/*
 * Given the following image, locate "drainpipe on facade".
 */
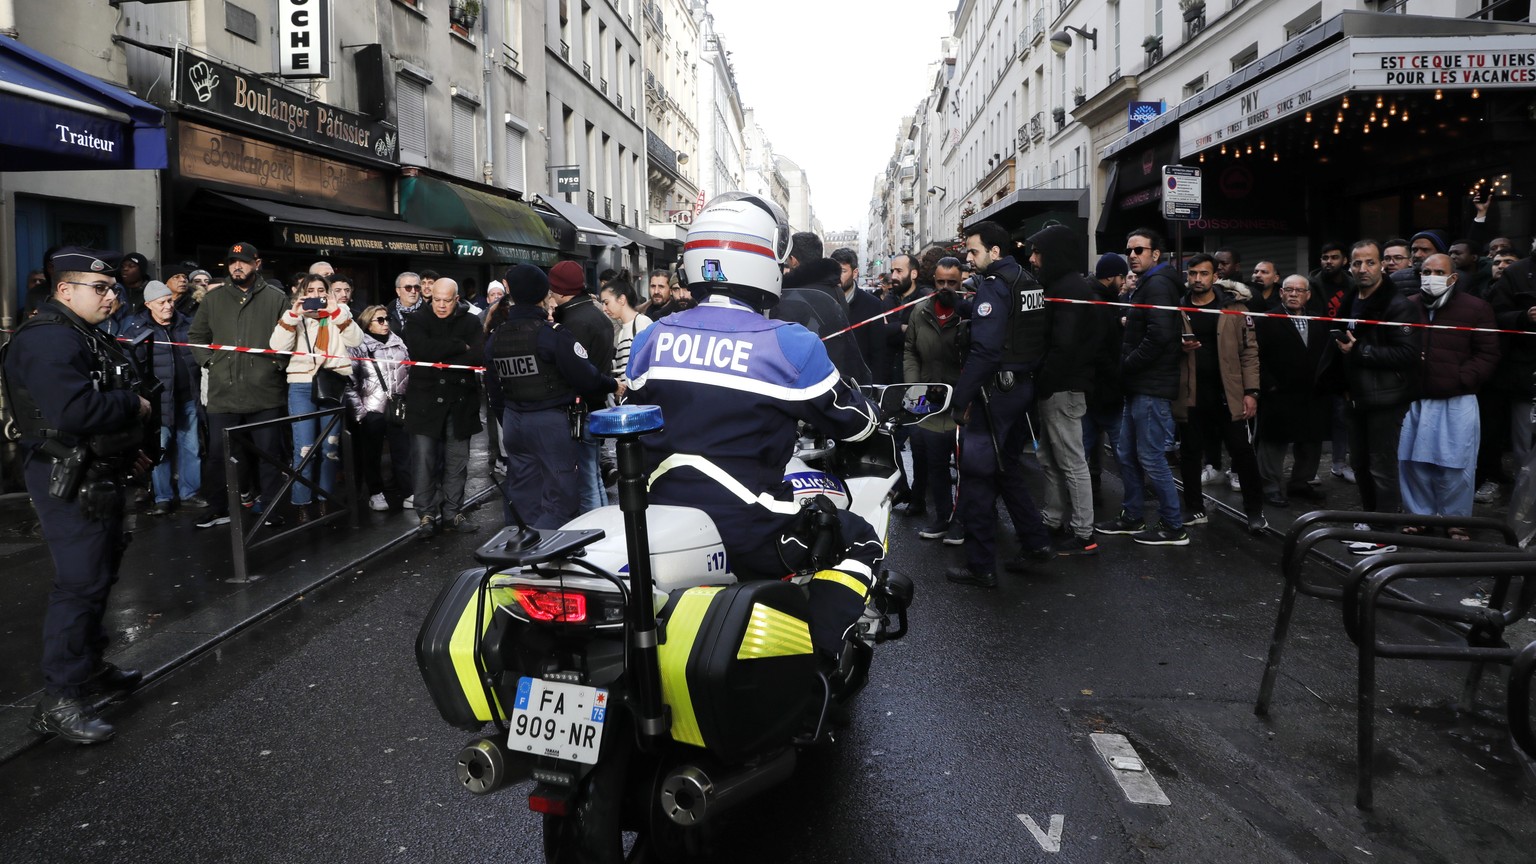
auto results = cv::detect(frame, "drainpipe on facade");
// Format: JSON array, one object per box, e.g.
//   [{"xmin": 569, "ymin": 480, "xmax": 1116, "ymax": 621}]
[
  {"xmin": 0, "ymin": 0, "xmax": 17, "ymax": 39},
  {"xmin": 481, "ymin": 9, "xmax": 495, "ymax": 187}
]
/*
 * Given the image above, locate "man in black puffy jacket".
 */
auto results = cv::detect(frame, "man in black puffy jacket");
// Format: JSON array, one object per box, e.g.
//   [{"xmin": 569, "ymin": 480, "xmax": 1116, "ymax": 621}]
[
  {"xmin": 1095, "ymin": 228, "xmax": 1187, "ymax": 546},
  {"xmin": 1028, "ymin": 225, "xmax": 1102, "ymax": 555}
]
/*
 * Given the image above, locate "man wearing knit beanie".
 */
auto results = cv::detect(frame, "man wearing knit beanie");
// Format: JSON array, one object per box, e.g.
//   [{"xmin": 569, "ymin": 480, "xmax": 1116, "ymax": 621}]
[
  {"xmin": 546, "ymin": 260, "xmax": 615, "ymax": 513},
  {"xmin": 488, "ymin": 263, "xmax": 620, "ymax": 528}
]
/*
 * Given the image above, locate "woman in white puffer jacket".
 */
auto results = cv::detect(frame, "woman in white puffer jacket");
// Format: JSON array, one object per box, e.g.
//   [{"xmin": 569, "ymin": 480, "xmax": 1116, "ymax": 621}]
[{"xmin": 349, "ymin": 303, "xmax": 413, "ymax": 511}]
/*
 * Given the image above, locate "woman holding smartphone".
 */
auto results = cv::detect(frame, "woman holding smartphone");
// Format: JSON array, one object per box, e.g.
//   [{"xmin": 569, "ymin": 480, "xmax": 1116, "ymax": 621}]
[{"xmin": 270, "ymin": 273, "xmax": 363, "ymax": 522}]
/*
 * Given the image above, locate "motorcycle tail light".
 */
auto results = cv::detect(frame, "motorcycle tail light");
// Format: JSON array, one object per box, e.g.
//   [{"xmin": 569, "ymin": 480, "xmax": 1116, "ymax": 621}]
[
  {"xmin": 528, "ymin": 791, "xmax": 571, "ymax": 816},
  {"xmin": 513, "ymin": 587, "xmax": 588, "ymax": 623}
]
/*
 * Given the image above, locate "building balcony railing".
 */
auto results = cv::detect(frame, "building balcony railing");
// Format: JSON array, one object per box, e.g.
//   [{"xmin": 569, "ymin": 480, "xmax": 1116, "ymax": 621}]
[
  {"xmin": 583, "ymin": 62, "xmax": 591, "ymax": 80},
  {"xmin": 1017, "ymin": 123, "xmax": 1030, "ymax": 151},
  {"xmin": 604, "ymin": 197, "xmax": 612, "ymax": 220},
  {"xmin": 560, "ymin": 40, "xmax": 570, "ymax": 61},
  {"xmin": 1029, "ymin": 112, "xmax": 1045, "ymax": 141},
  {"xmin": 600, "ymin": 78, "xmax": 608, "ymax": 94},
  {"xmin": 587, "ymin": 190, "xmax": 596, "ymax": 212}
]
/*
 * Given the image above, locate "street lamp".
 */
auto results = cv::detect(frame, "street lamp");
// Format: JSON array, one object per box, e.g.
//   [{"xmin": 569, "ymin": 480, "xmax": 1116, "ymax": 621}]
[{"xmin": 1049, "ymin": 26, "xmax": 1098, "ymax": 55}]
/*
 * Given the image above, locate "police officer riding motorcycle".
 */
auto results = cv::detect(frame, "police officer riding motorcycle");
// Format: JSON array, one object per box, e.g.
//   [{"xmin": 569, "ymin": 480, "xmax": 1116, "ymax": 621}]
[{"xmin": 415, "ymin": 195, "xmax": 932, "ymax": 862}]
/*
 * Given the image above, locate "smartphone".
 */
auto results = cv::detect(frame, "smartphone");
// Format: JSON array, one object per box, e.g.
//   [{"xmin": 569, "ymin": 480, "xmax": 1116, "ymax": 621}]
[
  {"xmin": 302, "ymin": 296, "xmax": 327, "ymax": 312},
  {"xmin": 1331, "ymin": 328, "xmax": 1348, "ymax": 343},
  {"xmin": 1181, "ymin": 332, "xmax": 1197, "ymax": 343}
]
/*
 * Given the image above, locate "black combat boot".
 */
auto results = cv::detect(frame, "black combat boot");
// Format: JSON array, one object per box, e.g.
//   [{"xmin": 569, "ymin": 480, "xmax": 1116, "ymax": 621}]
[{"xmin": 29, "ymin": 694, "xmax": 115, "ymax": 744}]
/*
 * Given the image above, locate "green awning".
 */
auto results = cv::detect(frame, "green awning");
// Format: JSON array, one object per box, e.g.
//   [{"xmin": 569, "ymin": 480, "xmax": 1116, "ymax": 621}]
[{"xmin": 399, "ymin": 175, "xmax": 560, "ymax": 266}]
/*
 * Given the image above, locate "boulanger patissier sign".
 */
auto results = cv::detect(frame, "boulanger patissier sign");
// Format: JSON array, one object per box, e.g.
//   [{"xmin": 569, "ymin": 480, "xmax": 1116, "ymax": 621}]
[{"xmin": 172, "ymin": 46, "xmax": 395, "ymax": 166}]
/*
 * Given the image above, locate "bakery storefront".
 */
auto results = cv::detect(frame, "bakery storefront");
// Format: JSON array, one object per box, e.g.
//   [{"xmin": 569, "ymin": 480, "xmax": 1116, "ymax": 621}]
[{"xmin": 165, "ymin": 48, "xmax": 445, "ymax": 307}]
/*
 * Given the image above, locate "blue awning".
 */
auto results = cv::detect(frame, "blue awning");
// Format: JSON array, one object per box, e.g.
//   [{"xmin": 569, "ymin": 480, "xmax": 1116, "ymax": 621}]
[{"xmin": 0, "ymin": 36, "xmax": 168, "ymax": 172}]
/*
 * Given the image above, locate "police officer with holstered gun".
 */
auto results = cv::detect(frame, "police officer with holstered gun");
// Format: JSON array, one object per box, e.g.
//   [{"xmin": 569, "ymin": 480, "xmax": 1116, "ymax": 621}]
[
  {"xmin": 945, "ymin": 221, "xmax": 1056, "ymax": 589},
  {"xmin": 2, "ymin": 248, "xmax": 158, "ymax": 744}
]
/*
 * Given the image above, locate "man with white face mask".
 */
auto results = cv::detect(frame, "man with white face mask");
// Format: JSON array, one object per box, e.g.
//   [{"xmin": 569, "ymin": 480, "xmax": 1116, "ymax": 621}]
[{"xmin": 1394, "ymin": 253, "xmax": 1500, "ymax": 524}]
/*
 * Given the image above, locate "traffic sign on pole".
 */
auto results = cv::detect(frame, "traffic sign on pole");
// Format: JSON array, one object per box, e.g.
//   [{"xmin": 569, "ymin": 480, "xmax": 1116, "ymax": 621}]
[{"xmin": 1161, "ymin": 165, "xmax": 1202, "ymax": 221}]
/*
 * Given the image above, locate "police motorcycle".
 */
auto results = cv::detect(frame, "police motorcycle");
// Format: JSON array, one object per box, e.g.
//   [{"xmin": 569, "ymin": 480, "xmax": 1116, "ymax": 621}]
[{"xmin": 416, "ymin": 382, "xmax": 950, "ymax": 863}]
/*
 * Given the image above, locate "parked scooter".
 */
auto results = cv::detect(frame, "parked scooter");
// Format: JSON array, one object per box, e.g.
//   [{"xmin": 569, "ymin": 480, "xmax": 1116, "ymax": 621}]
[{"xmin": 416, "ymin": 383, "xmax": 951, "ymax": 862}]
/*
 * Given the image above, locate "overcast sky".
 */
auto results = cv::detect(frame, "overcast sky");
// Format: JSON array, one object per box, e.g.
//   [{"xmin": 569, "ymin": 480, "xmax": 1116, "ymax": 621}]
[{"xmin": 706, "ymin": 1, "xmax": 954, "ymax": 235}]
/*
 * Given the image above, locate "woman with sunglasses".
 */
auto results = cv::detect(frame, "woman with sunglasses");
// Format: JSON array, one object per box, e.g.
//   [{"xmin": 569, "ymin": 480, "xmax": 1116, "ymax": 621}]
[{"xmin": 349, "ymin": 304, "xmax": 413, "ymax": 511}]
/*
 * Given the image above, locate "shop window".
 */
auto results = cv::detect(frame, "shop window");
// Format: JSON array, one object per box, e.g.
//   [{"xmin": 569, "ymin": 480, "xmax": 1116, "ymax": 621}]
[
  {"xmin": 397, "ymin": 74, "xmax": 428, "ymax": 163},
  {"xmin": 452, "ymin": 99, "xmax": 478, "ymax": 180},
  {"xmin": 505, "ymin": 124, "xmax": 527, "ymax": 191}
]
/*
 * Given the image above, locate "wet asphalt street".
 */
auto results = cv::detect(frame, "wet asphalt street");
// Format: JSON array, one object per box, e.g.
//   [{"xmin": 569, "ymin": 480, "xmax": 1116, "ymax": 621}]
[{"xmin": 2, "ymin": 472, "xmax": 1535, "ymax": 864}]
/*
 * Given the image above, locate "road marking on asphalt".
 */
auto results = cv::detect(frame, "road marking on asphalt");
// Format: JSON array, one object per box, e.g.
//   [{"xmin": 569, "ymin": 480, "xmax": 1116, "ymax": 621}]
[
  {"xmin": 1090, "ymin": 732, "xmax": 1171, "ymax": 806},
  {"xmin": 1017, "ymin": 814, "xmax": 1064, "ymax": 852}
]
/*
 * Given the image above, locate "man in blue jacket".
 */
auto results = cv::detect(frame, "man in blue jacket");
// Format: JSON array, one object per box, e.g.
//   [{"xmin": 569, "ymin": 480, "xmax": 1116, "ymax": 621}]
[{"xmin": 1095, "ymin": 228, "xmax": 1188, "ymax": 546}]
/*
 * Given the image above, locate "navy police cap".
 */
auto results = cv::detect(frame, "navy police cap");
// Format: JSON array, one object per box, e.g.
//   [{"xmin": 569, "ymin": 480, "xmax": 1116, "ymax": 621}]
[{"xmin": 49, "ymin": 246, "xmax": 117, "ymax": 275}]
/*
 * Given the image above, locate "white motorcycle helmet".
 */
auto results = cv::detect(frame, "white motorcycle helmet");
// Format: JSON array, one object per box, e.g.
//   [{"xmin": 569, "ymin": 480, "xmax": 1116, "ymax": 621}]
[{"xmin": 681, "ymin": 192, "xmax": 792, "ymax": 309}]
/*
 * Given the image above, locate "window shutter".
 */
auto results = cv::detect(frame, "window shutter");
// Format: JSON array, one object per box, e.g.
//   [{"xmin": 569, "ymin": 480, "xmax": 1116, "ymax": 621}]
[
  {"xmin": 504, "ymin": 125, "xmax": 526, "ymax": 192},
  {"xmin": 452, "ymin": 100, "xmax": 476, "ymax": 179},
  {"xmin": 397, "ymin": 76, "xmax": 427, "ymax": 162}
]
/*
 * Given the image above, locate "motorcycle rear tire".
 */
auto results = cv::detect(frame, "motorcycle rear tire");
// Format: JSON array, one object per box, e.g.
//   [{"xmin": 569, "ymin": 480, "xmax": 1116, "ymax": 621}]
[{"xmin": 542, "ymin": 726, "xmax": 630, "ymax": 864}]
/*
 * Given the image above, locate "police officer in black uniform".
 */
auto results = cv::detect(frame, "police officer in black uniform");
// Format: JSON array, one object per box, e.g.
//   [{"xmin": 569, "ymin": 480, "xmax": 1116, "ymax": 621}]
[
  {"xmin": 487, "ymin": 264, "xmax": 621, "ymax": 529},
  {"xmin": 2, "ymin": 248, "xmax": 155, "ymax": 743},
  {"xmin": 946, "ymin": 221, "xmax": 1056, "ymax": 589}
]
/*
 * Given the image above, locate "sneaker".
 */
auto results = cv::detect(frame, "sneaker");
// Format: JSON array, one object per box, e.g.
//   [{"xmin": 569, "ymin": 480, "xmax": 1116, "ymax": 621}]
[
  {"xmin": 1132, "ymin": 522, "xmax": 1190, "ymax": 546},
  {"xmin": 943, "ymin": 522, "xmax": 965, "ymax": 545},
  {"xmin": 1004, "ymin": 546, "xmax": 1056, "ymax": 573},
  {"xmin": 149, "ymin": 500, "xmax": 174, "ymax": 516},
  {"xmin": 367, "ymin": 493, "xmax": 389, "ymax": 512},
  {"xmin": 181, "ymin": 495, "xmax": 210, "ymax": 510},
  {"xmin": 445, "ymin": 513, "xmax": 480, "ymax": 533},
  {"xmin": 1094, "ymin": 512, "xmax": 1146, "ymax": 535},
  {"xmin": 1053, "ymin": 535, "xmax": 1100, "ymax": 556},
  {"xmin": 1331, "ymin": 464, "xmax": 1357, "ymax": 483},
  {"xmin": 1227, "ymin": 470, "xmax": 1242, "ymax": 492},
  {"xmin": 1247, "ymin": 515, "xmax": 1269, "ymax": 535},
  {"xmin": 417, "ymin": 515, "xmax": 438, "ymax": 538},
  {"xmin": 1200, "ymin": 464, "xmax": 1222, "ymax": 486},
  {"xmin": 945, "ymin": 567, "xmax": 997, "ymax": 589},
  {"xmin": 1184, "ymin": 510, "xmax": 1208, "ymax": 525},
  {"xmin": 1345, "ymin": 522, "xmax": 1396, "ymax": 555},
  {"xmin": 918, "ymin": 522, "xmax": 950, "ymax": 540},
  {"xmin": 402, "ymin": 495, "xmax": 415, "ymax": 510},
  {"xmin": 1306, "ymin": 473, "xmax": 1323, "ymax": 487},
  {"xmin": 195, "ymin": 513, "xmax": 231, "ymax": 529},
  {"xmin": 1474, "ymin": 481, "xmax": 1498, "ymax": 504}
]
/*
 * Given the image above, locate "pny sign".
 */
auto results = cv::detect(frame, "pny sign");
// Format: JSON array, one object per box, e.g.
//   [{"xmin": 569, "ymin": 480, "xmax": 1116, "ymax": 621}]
[{"xmin": 279, "ymin": 0, "xmax": 331, "ymax": 79}]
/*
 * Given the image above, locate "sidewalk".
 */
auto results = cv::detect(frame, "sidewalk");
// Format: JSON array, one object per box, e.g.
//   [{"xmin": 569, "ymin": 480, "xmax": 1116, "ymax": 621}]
[{"xmin": 0, "ymin": 437, "xmax": 501, "ymax": 763}]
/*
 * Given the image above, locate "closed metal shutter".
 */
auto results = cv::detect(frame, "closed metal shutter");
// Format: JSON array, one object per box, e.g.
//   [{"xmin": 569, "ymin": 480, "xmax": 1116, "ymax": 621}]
[
  {"xmin": 504, "ymin": 125, "xmax": 526, "ymax": 192},
  {"xmin": 452, "ymin": 100, "xmax": 476, "ymax": 179},
  {"xmin": 397, "ymin": 75, "xmax": 427, "ymax": 162}
]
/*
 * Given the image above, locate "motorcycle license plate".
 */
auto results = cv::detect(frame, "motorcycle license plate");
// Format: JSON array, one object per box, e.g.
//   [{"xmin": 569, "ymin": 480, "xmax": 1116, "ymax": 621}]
[{"xmin": 507, "ymin": 677, "xmax": 609, "ymax": 765}]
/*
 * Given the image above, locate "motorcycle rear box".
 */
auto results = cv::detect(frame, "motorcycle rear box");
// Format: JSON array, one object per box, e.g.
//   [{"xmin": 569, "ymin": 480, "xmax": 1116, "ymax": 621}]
[
  {"xmin": 658, "ymin": 581, "xmax": 819, "ymax": 762},
  {"xmin": 416, "ymin": 568, "xmax": 516, "ymax": 730}
]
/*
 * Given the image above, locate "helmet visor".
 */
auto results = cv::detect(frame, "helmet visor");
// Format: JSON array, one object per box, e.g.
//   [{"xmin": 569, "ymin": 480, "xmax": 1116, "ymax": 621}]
[{"xmin": 702, "ymin": 192, "xmax": 792, "ymax": 264}]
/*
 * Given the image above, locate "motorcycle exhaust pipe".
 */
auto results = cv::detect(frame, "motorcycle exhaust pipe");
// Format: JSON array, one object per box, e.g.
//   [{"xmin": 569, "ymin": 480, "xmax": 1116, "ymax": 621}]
[
  {"xmin": 659, "ymin": 749, "xmax": 797, "ymax": 827},
  {"xmin": 455, "ymin": 737, "xmax": 527, "ymax": 795}
]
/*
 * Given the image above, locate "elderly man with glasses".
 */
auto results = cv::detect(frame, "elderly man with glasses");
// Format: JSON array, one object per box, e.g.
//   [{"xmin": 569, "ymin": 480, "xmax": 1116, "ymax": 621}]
[
  {"xmin": 1094, "ymin": 228, "xmax": 1188, "ymax": 546},
  {"xmin": 387, "ymin": 271, "xmax": 426, "ymax": 335},
  {"xmin": 1253, "ymin": 275, "xmax": 1335, "ymax": 508}
]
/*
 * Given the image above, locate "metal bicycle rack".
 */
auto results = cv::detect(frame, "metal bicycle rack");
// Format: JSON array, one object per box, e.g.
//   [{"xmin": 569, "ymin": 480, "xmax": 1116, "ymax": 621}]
[
  {"xmin": 1255, "ymin": 510, "xmax": 1536, "ymax": 809},
  {"xmin": 224, "ymin": 408, "xmax": 359, "ymax": 582}
]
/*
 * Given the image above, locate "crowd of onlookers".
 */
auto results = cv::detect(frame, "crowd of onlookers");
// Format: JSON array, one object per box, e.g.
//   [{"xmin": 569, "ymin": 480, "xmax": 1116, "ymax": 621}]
[
  {"xmin": 848, "ymin": 196, "xmax": 1535, "ymax": 561},
  {"xmin": 20, "ymin": 241, "xmax": 711, "ymax": 538},
  {"xmin": 21, "ymin": 198, "xmax": 1534, "ymax": 562}
]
